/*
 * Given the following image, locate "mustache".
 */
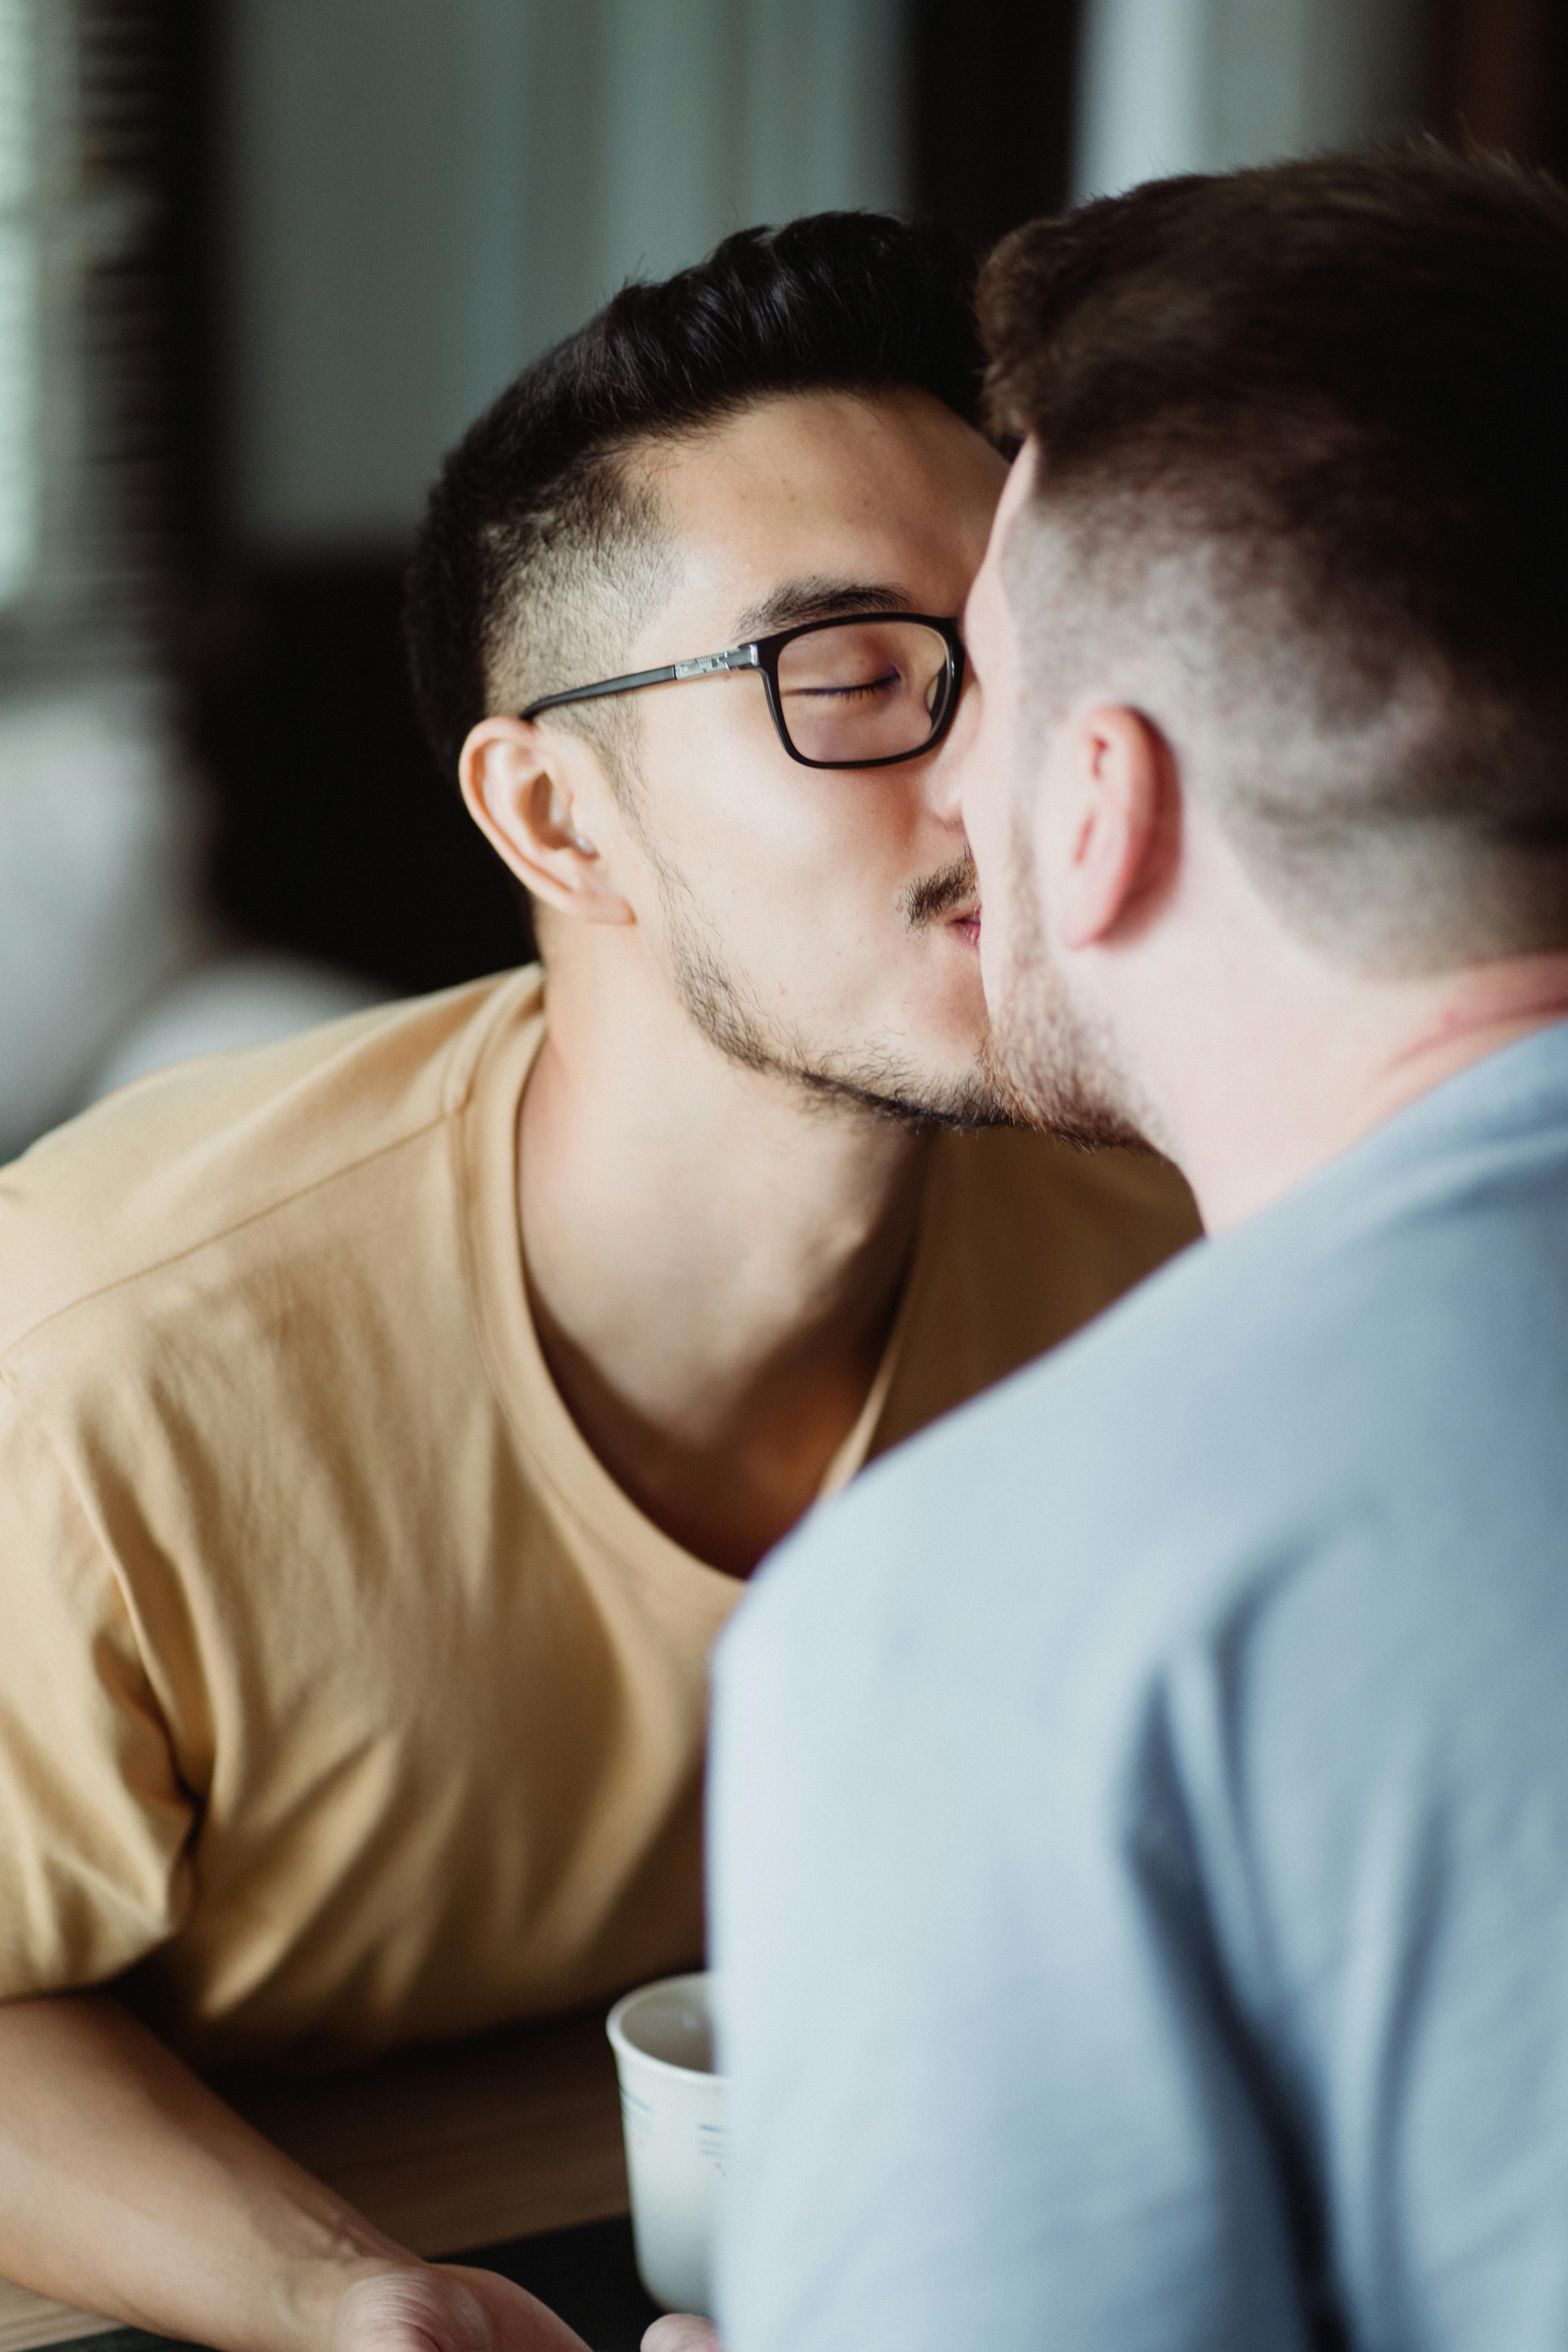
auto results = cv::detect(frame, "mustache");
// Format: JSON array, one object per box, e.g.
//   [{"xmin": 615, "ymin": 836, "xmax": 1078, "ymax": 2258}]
[{"xmin": 900, "ymin": 853, "xmax": 979, "ymax": 930}]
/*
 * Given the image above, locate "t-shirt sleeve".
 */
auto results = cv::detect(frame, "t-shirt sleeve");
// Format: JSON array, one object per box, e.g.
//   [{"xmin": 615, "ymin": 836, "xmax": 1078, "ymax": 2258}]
[
  {"xmin": 0, "ymin": 1380, "xmax": 195, "ymax": 1998},
  {"xmin": 708, "ymin": 1519, "xmax": 1314, "ymax": 2352}
]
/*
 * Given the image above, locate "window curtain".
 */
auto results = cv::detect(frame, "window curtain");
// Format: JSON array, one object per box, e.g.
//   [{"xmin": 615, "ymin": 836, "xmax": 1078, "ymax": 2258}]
[
  {"xmin": 0, "ymin": 0, "xmax": 179, "ymax": 682},
  {"xmin": 1072, "ymin": 0, "xmax": 1429, "ymax": 199}
]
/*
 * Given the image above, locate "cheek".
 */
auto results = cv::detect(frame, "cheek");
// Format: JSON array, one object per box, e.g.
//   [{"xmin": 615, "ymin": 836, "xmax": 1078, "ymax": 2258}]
[
  {"xmin": 646, "ymin": 693, "xmax": 924, "ymax": 911},
  {"xmin": 958, "ymin": 716, "xmax": 1014, "ymax": 894},
  {"xmin": 641, "ymin": 688, "xmax": 820, "ymax": 867}
]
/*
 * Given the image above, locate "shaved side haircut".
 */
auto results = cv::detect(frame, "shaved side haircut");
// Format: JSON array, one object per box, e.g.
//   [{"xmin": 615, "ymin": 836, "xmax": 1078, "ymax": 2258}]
[{"xmin": 978, "ymin": 145, "xmax": 1568, "ymax": 975}]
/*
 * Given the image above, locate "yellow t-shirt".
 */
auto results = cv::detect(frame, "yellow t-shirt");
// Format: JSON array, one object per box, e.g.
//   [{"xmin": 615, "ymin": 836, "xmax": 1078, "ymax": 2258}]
[{"xmin": 0, "ymin": 969, "xmax": 1198, "ymax": 2065}]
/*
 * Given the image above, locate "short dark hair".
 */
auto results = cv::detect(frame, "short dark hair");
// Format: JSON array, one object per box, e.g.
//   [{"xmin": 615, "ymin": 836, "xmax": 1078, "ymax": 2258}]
[
  {"xmin": 978, "ymin": 144, "xmax": 1568, "ymax": 972},
  {"xmin": 405, "ymin": 212, "xmax": 983, "ymax": 790}
]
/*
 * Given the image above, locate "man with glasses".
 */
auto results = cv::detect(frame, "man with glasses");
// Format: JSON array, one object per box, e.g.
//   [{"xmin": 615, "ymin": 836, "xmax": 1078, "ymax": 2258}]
[{"xmin": 0, "ymin": 213, "xmax": 1194, "ymax": 2352}]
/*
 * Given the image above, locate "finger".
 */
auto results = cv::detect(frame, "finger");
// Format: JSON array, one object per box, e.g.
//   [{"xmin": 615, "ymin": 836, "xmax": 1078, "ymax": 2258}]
[
  {"xmin": 333, "ymin": 2267, "xmax": 490, "ymax": 2352},
  {"xmin": 437, "ymin": 2265, "xmax": 593, "ymax": 2352},
  {"xmin": 642, "ymin": 2317, "xmax": 723, "ymax": 2352}
]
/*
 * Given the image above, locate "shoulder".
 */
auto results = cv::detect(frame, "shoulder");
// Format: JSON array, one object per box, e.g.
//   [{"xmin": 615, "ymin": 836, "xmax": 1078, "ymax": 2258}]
[
  {"xmin": 745, "ymin": 1107, "xmax": 1568, "ymax": 1691},
  {"xmin": 873, "ymin": 1127, "xmax": 1201, "ymax": 1451},
  {"xmin": 931, "ymin": 1125, "xmax": 1201, "ymax": 1289},
  {"xmin": 0, "ymin": 967, "xmax": 542, "ymax": 1365}
]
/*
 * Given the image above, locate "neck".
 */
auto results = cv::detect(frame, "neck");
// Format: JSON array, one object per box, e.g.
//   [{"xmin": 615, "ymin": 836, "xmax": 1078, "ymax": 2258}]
[
  {"xmin": 517, "ymin": 940, "xmax": 931, "ymax": 1574},
  {"xmin": 1154, "ymin": 945, "xmax": 1568, "ymax": 1234}
]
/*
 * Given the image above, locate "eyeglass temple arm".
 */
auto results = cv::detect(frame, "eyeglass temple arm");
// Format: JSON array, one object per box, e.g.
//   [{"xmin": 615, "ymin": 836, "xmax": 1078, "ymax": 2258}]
[{"xmin": 521, "ymin": 643, "xmax": 760, "ymax": 722}]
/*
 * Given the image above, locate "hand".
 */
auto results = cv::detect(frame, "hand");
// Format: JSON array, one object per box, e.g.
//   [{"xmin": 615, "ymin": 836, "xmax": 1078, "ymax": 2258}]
[
  {"xmin": 331, "ymin": 2261, "xmax": 592, "ymax": 2352},
  {"xmin": 642, "ymin": 2318, "xmax": 722, "ymax": 2352}
]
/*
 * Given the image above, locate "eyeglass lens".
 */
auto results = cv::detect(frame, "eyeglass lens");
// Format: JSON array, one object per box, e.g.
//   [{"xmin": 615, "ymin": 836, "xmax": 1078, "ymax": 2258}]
[{"xmin": 775, "ymin": 620, "xmax": 953, "ymax": 766}]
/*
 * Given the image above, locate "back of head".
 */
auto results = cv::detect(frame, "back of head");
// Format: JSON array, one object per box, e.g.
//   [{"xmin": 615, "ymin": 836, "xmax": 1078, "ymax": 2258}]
[
  {"xmin": 406, "ymin": 212, "xmax": 982, "ymax": 794},
  {"xmin": 978, "ymin": 145, "xmax": 1568, "ymax": 975}
]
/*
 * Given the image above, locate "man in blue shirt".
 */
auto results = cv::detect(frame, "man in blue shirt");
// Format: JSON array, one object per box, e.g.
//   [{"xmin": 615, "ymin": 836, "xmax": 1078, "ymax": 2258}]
[{"xmin": 706, "ymin": 147, "xmax": 1568, "ymax": 2351}]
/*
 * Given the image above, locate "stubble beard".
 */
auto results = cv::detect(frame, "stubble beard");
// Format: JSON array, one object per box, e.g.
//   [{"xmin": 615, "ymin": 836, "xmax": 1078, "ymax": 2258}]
[
  {"xmin": 978, "ymin": 811, "xmax": 1156, "ymax": 1154},
  {"xmin": 654, "ymin": 852, "xmax": 1016, "ymax": 1132}
]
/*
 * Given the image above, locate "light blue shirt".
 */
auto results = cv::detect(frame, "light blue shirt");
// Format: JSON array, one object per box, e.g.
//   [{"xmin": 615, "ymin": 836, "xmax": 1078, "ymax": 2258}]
[{"xmin": 711, "ymin": 1023, "xmax": 1568, "ymax": 2352}]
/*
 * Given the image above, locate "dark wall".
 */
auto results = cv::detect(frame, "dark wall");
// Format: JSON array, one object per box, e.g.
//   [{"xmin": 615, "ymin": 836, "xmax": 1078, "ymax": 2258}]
[
  {"xmin": 909, "ymin": 0, "xmax": 1082, "ymax": 250},
  {"xmin": 185, "ymin": 565, "xmax": 530, "ymax": 995},
  {"xmin": 1430, "ymin": 0, "xmax": 1568, "ymax": 178}
]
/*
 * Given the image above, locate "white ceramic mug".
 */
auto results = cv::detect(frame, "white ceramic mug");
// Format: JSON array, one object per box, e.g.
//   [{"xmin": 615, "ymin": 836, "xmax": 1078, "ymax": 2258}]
[{"xmin": 606, "ymin": 1971, "xmax": 728, "ymax": 2315}]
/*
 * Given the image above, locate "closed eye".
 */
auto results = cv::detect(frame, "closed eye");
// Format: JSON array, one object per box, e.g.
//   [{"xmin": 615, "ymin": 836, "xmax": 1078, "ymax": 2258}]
[{"xmin": 784, "ymin": 668, "xmax": 903, "ymax": 702}]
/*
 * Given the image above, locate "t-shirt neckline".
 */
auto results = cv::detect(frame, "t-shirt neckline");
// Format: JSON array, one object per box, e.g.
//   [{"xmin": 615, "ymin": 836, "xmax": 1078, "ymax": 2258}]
[{"xmin": 456, "ymin": 968, "xmax": 920, "ymax": 1588}]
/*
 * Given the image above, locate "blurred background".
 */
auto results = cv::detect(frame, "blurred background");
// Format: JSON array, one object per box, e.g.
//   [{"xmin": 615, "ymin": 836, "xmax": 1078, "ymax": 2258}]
[{"xmin": 2, "ymin": 0, "xmax": 1565, "ymax": 1158}]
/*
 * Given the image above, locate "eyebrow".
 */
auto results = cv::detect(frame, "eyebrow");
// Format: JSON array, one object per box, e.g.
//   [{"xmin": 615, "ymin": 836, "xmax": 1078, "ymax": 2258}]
[{"xmin": 729, "ymin": 576, "xmax": 921, "ymax": 641}]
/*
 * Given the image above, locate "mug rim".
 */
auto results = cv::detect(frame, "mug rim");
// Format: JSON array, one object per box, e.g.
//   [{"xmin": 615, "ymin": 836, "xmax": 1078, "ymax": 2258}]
[{"xmin": 606, "ymin": 1970, "xmax": 728, "ymax": 2085}]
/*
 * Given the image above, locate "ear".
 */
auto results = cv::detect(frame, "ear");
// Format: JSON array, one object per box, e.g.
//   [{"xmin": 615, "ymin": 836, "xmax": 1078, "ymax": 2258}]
[
  {"xmin": 1053, "ymin": 703, "xmax": 1170, "ymax": 951},
  {"xmin": 459, "ymin": 717, "xmax": 634, "ymax": 927}
]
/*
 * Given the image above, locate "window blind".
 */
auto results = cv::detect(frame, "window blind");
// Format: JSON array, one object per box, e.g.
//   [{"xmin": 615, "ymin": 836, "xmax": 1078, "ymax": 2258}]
[
  {"xmin": 0, "ymin": 0, "xmax": 36, "ymax": 608},
  {"xmin": 0, "ymin": 0, "xmax": 180, "ymax": 681}
]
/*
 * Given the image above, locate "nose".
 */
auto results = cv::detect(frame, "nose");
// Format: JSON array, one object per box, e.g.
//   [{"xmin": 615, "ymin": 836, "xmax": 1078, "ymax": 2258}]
[{"xmin": 923, "ymin": 667, "xmax": 981, "ymax": 828}]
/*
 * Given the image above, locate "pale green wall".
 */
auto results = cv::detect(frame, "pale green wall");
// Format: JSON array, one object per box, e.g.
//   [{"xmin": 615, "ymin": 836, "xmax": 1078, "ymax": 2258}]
[
  {"xmin": 1073, "ymin": 0, "xmax": 1428, "ymax": 201},
  {"xmin": 225, "ymin": 0, "xmax": 909, "ymax": 553}
]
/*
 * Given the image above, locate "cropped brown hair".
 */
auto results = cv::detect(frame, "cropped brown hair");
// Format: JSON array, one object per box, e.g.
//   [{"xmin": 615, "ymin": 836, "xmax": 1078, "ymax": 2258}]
[{"xmin": 977, "ymin": 145, "xmax": 1568, "ymax": 971}]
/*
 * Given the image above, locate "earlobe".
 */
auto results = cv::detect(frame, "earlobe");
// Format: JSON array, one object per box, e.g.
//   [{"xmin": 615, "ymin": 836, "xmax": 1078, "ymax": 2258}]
[{"xmin": 458, "ymin": 718, "xmax": 634, "ymax": 927}]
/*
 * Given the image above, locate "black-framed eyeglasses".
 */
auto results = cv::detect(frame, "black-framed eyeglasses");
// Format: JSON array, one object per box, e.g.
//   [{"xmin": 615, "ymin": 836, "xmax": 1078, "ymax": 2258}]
[{"xmin": 519, "ymin": 612, "xmax": 965, "ymax": 771}]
